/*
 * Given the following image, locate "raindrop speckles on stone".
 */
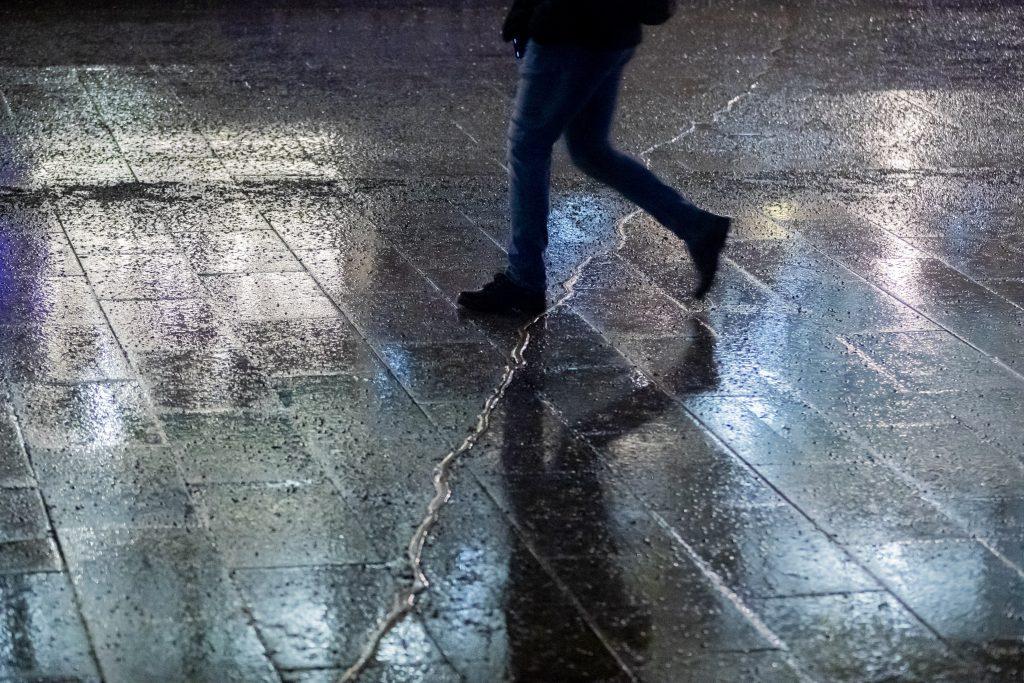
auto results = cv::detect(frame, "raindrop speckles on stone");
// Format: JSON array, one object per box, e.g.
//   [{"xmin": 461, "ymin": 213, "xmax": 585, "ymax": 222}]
[{"xmin": 0, "ymin": 1, "xmax": 1022, "ymax": 681}]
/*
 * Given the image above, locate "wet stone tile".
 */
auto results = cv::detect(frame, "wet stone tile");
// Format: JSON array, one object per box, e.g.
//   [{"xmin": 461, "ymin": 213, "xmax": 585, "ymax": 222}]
[
  {"xmin": 273, "ymin": 372, "xmax": 416, "ymax": 418},
  {"xmin": 102, "ymin": 297, "xmax": 240, "ymax": 356},
  {"xmin": 988, "ymin": 536, "xmax": 1023, "ymax": 574},
  {"xmin": 740, "ymin": 396, "xmax": 879, "ymax": 461},
  {"xmin": 686, "ymin": 396, "xmax": 870, "ymax": 466},
  {"xmin": 131, "ymin": 155, "xmax": 236, "ymax": 185},
  {"xmin": 280, "ymin": 654, "xmax": 463, "ymax": 683},
  {"xmin": 0, "ymin": 407, "xmax": 34, "ymax": 488},
  {"xmin": 33, "ymin": 446, "xmax": 196, "ymax": 531},
  {"xmin": 581, "ymin": 394, "xmax": 713, "ymax": 452},
  {"xmin": 465, "ymin": 400, "xmax": 609, "ymax": 477},
  {"xmin": 985, "ymin": 277, "xmax": 1024, "ymax": 307},
  {"xmin": 859, "ymin": 422, "xmax": 1024, "ymax": 502},
  {"xmin": 192, "ymin": 481, "xmax": 380, "ymax": 567},
  {"xmin": 616, "ymin": 332, "xmax": 734, "ymax": 397},
  {"xmin": 845, "ymin": 329, "xmax": 1024, "ymax": 393},
  {"xmin": 84, "ymin": 251, "xmax": 206, "ymax": 300},
  {"xmin": 61, "ymin": 526, "xmax": 232, "ymax": 618},
  {"xmin": 60, "ymin": 526, "xmax": 278, "ymax": 682},
  {"xmin": 343, "ymin": 290, "xmax": 485, "ymax": 344},
  {"xmin": 315, "ymin": 472, "xmax": 440, "ymax": 558},
  {"xmin": 0, "ymin": 488, "xmax": 49, "ymax": 544},
  {"xmin": 234, "ymin": 564, "xmax": 441, "ymax": 671},
  {"xmin": 524, "ymin": 312, "xmax": 632, "ymax": 372},
  {"xmin": 538, "ymin": 365, "xmax": 664, "ymax": 430},
  {"xmin": 665, "ymin": 651, "xmax": 801, "ymax": 682},
  {"xmin": 571, "ymin": 253, "xmax": 654, "ymax": 292},
  {"xmin": 0, "ymin": 228, "xmax": 82, "ymax": 279},
  {"xmin": 417, "ymin": 398, "xmax": 495, "ymax": 447},
  {"xmin": 162, "ymin": 412, "xmax": 322, "ymax": 484},
  {"xmin": 63, "ymin": 224, "xmax": 179, "ymax": 258},
  {"xmin": 257, "ymin": 199, "xmax": 380, "ymax": 253},
  {"xmin": 308, "ymin": 401, "xmax": 443, "ymax": 470},
  {"xmin": 667, "ymin": 502, "xmax": 878, "ymax": 599},
  {"xmin": 807, "ymin": 384, "xmax": 956, "ymax": 429},
  {"xmin": 136, "ymin": 347, "xmax": 278, "ymax": 412},
  {"xmin": 942, "ymin": 497, "xmax": 1024, "ymax": 539},
  {"xmin": 0, "ymin": 537, "xmax": 63, "ymax": 574},
  {"xmin": 752, "ymin": 592, "xmax": 968, "ymax": 681},
  {"xmin": 378, "ymin": 341, "xmax": 506, "ymax": 402},
  {"xmin": 275, "ymin": 614, "xmax": 463, "ymax": 681},
  {"xmin": 299, "ymin": 245, "xmax": 436, "ymax": 296},
  {"xmin": 726, "ymin": 240, "xmax": 941, "ymax": 333},
  {"xmin": 853, "ymin": 539, "xmax": 1024, "ymax": 647},
  {"xmin": 0, "ymin": 572, "xmax": 100, "ymax": 681},
  {"xmin": 476, "ymin": 468, "xmax": 664, "ymax": 560},
  {"xmin": 177, "ymin": 229, "xmax": 303, "ymax": 274},
  {"xmin": 548, "ymin": 550, "xmax": 778, "ymax": 676},
  {"xmin": 609, "ymin": 443, "xmax": 783, "ymax": 513},
  {"xmin": 0, "ymin": 276, "xmax": 106, "ymax": 327},
  {"xmin": 12, "ymin": 381, "xmax": 163, "ymax": 450},
  {"xmin": 758, "ymin": 463, "xmax": 964, "ymax": 544},
  {"xmin": 233, "ymin": 316, "xmax": 383, "ymax": 378},
  {"xmin": 417, "ymin": 479, "xmax": 630, "ymax": 682},
  {"xmin": 201, "ymin": 274, "xmax": 325, "ymax": 310},
  {"xmin": 571, "ymin": 286, "xmax": 696, "ymax": 342},
  {"xmin": 203, "ymin": 271, "xmax": 338, "ymax": 321},
  {"xmin": 942, "ymin": 388, "xmax": 1024, "ymax": 455},
  {"xmin": 0, "ymin": 322, "xmax": 132, "ymax": 383}
]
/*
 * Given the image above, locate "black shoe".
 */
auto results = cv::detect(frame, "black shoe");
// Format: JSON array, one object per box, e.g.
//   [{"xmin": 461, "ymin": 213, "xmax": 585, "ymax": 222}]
[
  {"xmin": 458, "ymin": 273, "xmax": 546, "ymax": 315},
  {"xmin": 686, "ymin": 212, "xmax": 731, "ymax": 299}
]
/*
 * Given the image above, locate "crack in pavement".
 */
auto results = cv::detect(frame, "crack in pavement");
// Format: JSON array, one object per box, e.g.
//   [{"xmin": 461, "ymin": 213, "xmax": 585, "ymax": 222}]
[{"xmin": 341, "ymin": 19, "xmax": 798, "ymax": 682}]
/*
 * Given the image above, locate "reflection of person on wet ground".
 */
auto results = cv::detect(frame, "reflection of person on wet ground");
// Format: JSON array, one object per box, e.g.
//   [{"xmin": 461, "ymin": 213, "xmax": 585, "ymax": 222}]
[
  {"xmin": 459, "ymin": 0, "xmax": 731, "ymax": 316},
  {"xmin": 499, "ymin": 319, "xmax": 725, "ymax": 678}
]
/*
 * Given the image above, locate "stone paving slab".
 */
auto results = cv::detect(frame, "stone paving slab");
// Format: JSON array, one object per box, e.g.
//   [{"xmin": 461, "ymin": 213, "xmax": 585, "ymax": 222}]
[{"xmin": 1, "ymin": 0, "xmax": 1023, "ymax": 681}]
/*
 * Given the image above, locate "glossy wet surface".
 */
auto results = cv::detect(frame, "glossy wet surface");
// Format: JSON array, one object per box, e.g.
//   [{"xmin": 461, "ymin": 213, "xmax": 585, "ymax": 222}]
[{"xmin": 2, "ymin": 1, "xmax": 1023, "ymax": 680}]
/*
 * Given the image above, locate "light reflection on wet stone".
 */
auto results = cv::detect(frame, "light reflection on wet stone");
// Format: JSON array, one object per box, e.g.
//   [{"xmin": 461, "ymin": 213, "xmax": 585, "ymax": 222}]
[{"xmin": 0, "ymin": 0, "xmax": 1022, "ymax": 680}]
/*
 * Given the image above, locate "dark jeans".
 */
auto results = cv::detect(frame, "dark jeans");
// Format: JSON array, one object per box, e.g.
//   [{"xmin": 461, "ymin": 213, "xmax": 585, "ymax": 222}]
[{"xmin": 506, "ymin": 41, "xmax": 703, "ymax": 292}]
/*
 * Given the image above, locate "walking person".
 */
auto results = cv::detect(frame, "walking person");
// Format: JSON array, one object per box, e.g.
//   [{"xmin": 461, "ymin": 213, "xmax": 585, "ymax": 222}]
[{"xmin": 458, "ymin": 0, "xmax": 731, "ymax": 315}]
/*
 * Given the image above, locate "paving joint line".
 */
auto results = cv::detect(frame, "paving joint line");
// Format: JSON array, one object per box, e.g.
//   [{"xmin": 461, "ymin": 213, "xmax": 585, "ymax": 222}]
[{"xmin": 75, "ymin": 69, "xmax": 140, "ymax": 185}]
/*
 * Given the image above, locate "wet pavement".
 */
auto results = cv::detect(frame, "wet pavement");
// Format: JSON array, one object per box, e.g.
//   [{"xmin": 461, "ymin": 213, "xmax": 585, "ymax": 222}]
[{"xmin": 1, "ymin": 0, "xmax": 1023, "ymax": 680}]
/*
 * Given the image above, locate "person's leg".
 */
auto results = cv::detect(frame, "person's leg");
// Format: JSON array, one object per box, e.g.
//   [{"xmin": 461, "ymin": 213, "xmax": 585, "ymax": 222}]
[
  {"xmin": 460, "ymin": 44, "xmax": 627, "ymax": 313},
  {"xmin": 505, "ymin": 43, "xmax": 623, "ymax": 292},
  {"xmin": 564, "ymin": 51, "xmax": 704, "ymax": 237},
  {"xmin": 564, "ymin": 51, "xmax": 731, "ymax": 298}
]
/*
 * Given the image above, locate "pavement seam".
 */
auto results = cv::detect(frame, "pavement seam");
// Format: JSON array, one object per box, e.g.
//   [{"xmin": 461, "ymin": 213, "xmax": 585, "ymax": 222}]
[{"xmin": 75, "ymin": 68, "xmax": 140, "ymax": 186}]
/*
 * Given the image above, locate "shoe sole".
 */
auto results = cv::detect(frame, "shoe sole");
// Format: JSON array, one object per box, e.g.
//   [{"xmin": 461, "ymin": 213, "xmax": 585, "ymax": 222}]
[{"xmin": 456, "ymin": 297, "xmax": 545, "ymax": 316}]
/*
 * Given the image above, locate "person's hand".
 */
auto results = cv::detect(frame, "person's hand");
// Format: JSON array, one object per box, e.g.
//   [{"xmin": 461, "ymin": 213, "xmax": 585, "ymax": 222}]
[{"xmin": 501, "ymin": 6, "xmax": 531, "ymax": 43}]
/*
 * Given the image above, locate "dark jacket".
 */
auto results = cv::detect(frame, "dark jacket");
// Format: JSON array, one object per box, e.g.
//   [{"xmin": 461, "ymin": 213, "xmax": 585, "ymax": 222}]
[{"xmin": 502, "ymin": 0, "xmax": 676, "ymax": 50}]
